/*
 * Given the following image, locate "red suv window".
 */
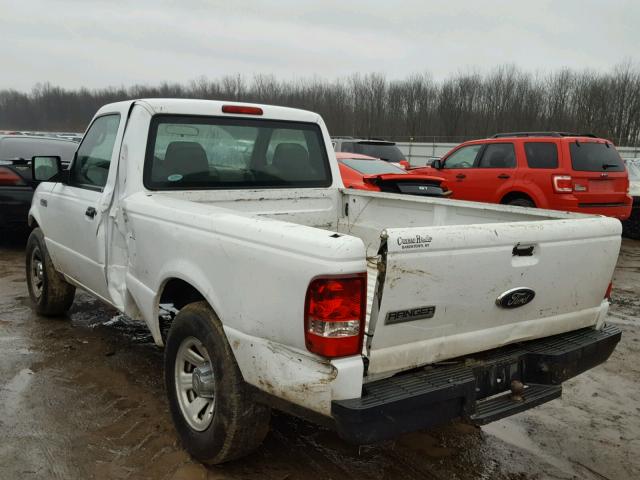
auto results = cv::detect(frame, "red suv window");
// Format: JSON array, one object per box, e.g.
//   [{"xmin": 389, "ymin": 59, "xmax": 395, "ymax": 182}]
[
  {"xmin": 443, "ymin": 144, "xmax": 482, "ymax": 169},
  {"xmin": 569, "ymin": 142, "xmax": 625, "ymax": 172},
  {"xmin": 477, "ymin": 143, "xmax": 516, "ymax": 168},
  {"xmin": 524, "ymin": 142, "xmax": 558, "ymax": 169}
]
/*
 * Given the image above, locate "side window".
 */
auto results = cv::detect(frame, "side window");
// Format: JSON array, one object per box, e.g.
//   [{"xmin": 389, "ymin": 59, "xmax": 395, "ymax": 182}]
[
  {"xmin": 477, "ymin": 143, "xmax": 516, "ymax": 168},
  {"xmin": 443, "ymin": 144, "xmax": 482, "ymax": 169},
  {"xmin": 525, "ymin": 142, "xmax": 558, "ymax": 169},
  {"xmin": 70, "ymin": 114, "xmax": 120, "ymax": 189}
]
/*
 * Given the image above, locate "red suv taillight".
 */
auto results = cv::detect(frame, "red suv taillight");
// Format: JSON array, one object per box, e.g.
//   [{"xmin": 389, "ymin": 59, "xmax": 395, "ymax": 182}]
[
  {"xmin": 605, "ymin": 281, "xmax": 613, "ymax": 300},
  {"xmin": 0, "ymin": 167, "xmax": 25, "ymax": 186},
  {"xmin": 304, "ymin": 273, "xmax": 367, "ymax": 358},
  {"xmin": 552, "ymin": 175, "xmax": 573, "ymax": 193}
]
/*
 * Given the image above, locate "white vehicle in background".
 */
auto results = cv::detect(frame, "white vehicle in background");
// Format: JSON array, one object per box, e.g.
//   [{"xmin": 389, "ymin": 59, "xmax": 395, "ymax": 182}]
[
  {"xmin": 623, "ymin": 159, "xmax": 640, "ymax": 238},
  {"xmin": 26, "ymin": 99, "xmax": 621, "ymax": 464}
]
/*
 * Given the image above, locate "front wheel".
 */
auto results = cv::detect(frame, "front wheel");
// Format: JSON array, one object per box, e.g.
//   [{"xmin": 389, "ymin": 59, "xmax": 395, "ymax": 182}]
[
  {"xmin": 26, "ymin": 228, "xmax": 75, "ymax": 316},
  {"xmin": 164, "ymin": 301, "xmax": 270, "ymax": 464}
]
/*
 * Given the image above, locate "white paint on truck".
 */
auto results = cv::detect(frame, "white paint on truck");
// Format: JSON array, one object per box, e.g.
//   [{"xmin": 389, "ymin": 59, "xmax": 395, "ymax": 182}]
[{"xmin": 30, "ymin": 99, "xmax": 620, "ymax": 418}]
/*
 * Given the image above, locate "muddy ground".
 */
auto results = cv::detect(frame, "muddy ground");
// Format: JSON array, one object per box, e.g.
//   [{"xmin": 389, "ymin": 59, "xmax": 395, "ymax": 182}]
[{"xmin": 0, "ymin": 232, "xmax": 638, "ymax": 480}]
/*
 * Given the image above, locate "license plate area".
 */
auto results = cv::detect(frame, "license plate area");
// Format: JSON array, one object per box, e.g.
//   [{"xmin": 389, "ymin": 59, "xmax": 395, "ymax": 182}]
[{"xmin": 587, "ymin": 179, "xmax": 613, "ymax": 193}]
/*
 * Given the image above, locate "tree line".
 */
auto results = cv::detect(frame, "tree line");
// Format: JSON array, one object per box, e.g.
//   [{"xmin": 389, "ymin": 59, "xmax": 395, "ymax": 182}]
[{"xmin": 1, "ymin": 63, "xmax": 640, "ymax": 146}]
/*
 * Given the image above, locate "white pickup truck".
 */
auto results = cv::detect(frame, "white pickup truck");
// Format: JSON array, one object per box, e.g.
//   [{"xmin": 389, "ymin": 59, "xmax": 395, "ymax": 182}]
[{"xmin": 26, "ymin": 99, "xmax": 621, "ymax": 464}]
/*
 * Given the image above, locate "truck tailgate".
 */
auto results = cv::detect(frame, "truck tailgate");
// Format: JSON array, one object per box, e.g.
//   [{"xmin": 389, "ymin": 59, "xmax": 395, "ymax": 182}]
[{"xmin": 365, "ymin": 216, "xmax": 621, "ymax": 377}]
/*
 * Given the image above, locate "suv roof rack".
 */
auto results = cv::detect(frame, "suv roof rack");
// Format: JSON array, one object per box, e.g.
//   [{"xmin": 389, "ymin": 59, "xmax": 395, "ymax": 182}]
[
  {"xmin": 492, "ymin": 132, "xmax": 598, "ymax": 139},
  {"xmin": 558, "ymin": 132, "xmax": 598, "ymax": 138}
]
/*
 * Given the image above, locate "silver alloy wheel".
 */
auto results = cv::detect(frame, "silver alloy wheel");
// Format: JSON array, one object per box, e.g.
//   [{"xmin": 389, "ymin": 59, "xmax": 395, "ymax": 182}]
[
  {"xmin": 174, "ymin": 336, "xmax": 215, "ymax": 431},
  {"xmin": 30, "ymin": 246, "xmax": 44, "ymax": 300}
]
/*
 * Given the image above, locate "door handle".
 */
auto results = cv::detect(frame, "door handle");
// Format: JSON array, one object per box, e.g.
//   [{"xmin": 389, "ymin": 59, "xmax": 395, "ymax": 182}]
[
  {"xmin": 497, "ymin": 174, "xmax": 511, "ymax": 179},
  {"xmin": 456, "ymin": 173, "xmax": 466, "ymax": 179},
  {"xmin": 85, "ymin": 206, "xmax": 97, "ymax": 219}
]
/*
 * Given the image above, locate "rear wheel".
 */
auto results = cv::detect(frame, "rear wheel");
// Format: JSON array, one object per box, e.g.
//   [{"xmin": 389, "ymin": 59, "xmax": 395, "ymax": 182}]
[
  {"xmin": 26, "ymin": 228, "xmax": 75, "ymax": 316},
  {"xmin": 507, "ymin": 197, "xmax": 535, "ymax": 208},
  {"xmin": 164, "ymin": 301, "xmax": 270, "ymax": 464}
]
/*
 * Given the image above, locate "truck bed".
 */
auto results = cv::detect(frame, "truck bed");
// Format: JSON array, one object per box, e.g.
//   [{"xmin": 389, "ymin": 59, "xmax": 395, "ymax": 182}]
[{"xmin": 160, "ymin": 187, "xmax": 620, "ymax": 379}]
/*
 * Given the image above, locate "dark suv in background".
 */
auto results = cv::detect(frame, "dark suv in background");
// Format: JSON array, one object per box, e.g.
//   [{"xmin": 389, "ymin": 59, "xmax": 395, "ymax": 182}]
[
  {"xmin": 0, "ymin": 135, "xmax": 77, "ymax": 229},
  {"xmin": 332, "ymin": 137, "xmax": 409, "ymax": 167}
]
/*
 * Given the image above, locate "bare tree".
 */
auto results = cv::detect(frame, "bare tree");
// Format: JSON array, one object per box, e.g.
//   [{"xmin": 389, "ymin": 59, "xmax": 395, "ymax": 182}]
[{"xmin": 1, "ymin": 63, "xmax": 639, "ymax": 146}]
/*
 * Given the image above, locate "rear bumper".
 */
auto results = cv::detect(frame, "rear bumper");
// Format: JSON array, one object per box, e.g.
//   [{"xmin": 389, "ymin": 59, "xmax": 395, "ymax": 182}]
[
  {"xmin": 332, "ymin": 324, "xmax": 621, "ymax": 444},
  {"xmin": 576, "ymin": 203, "xmax": 632, "ymax": 220},
  {"xmin": 551, "ymin": 195, "xmax": 632, "ymax": 220},
  {"xmin": 0, "ymin": 187, "xmax": 33, "ymax": 227}
]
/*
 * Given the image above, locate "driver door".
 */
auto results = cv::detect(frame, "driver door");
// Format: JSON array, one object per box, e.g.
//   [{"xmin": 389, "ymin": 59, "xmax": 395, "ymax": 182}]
[
  {"xmin": 43, "ymin": 114, "xmax": 122, "ymax": 301},
  {"xmin": 439, "ymin": 144, "xmax": 483, "ymax": 201}
]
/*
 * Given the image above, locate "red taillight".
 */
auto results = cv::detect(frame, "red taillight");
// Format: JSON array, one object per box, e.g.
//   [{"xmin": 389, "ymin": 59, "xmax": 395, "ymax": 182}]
[
  {"xmin": 0, "ymin": 167, "xmax": 25, "ymax": 186},
  {"xmin": 304, "ymin": 273, "xmax": 366, "ymax": 358},
  {"xmin": 552, "ymin": 175, "xmax": 573, "ymax": 193},
  {"xmin": 398, "ymin": 160, "xmax": 410, "ymax": 169},
  {"xmin": 222, "ymin": 105, "xmax": 263, "ymax": 115},
  {"xmin": 605, "ymin": 282, "xmax": 613, "ymax": 300}
]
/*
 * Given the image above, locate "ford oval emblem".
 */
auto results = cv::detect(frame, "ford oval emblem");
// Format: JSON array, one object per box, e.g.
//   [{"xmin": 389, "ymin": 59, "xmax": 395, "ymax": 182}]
[{"xmin": 496, "ymin": 287, "xmax": 536, "ymax": 309}]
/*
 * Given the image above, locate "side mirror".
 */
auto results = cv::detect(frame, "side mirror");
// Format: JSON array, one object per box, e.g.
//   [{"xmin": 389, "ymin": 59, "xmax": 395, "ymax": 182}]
[
  {"xmin": 32, "ymin": 156, "xmax": 62, "ymax": 182},
  {"xmin": 431, "ymin": 159, "xmax": 443, "ymax": 170}
]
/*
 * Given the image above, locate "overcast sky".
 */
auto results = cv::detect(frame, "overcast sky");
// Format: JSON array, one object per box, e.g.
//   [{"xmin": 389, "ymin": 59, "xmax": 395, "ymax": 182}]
[{"xmin": 1, "ymin": 0, "xmax": 638, "ymax": 91}]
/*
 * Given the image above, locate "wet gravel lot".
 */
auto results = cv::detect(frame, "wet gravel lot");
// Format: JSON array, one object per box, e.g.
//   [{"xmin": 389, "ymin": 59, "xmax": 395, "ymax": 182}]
[{"xmin": 1, "ymin": 232, "xmax": 639, "ymax": 480}]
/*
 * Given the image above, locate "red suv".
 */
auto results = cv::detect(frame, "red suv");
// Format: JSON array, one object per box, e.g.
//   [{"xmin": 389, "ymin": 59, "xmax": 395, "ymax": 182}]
[{"xmin": 419, "ymin": 132, "xmax": 632, "ymax": 219}]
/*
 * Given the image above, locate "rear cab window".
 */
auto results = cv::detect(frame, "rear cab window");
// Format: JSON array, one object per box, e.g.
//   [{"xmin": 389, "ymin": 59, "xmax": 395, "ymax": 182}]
[
  {"xmin": 525, "ymin": 142, "xmax": 559, "ymax": 169},
  {"xmin": 144, "ymin": 115, "xmax": 331, "ymax": 190},
  {"xmin": 569, "ymin": 142, "xmax": 624, "ymax": 172}
]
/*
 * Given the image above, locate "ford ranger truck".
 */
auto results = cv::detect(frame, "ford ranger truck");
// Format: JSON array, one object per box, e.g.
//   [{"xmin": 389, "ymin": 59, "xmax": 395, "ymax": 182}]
[{"xmin": 26, "ymin": 99, "xmax": 621, "ymax": 464}]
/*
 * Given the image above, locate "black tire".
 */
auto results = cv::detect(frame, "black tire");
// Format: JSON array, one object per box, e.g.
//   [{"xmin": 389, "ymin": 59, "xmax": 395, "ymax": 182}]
[
  {"xmin": 622, "ymin": 210, "xmax": 640, "ymax": 239},
  {"xmin": 26, "ymin": 227, "xmax": 76, "ymax": 316},
  {"xmin": 164, "ymin": 301, "xmax": 270, "ymax": 464},
  {"xmin": 507, "ymin": 197, "xmax": 536, "ymax": 208}
]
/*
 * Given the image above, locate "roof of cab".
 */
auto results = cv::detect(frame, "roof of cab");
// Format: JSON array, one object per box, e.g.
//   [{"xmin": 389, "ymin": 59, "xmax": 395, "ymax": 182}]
[{"xmin": 96, "ymin": 98, "xmax": 322, "ymax": 123}]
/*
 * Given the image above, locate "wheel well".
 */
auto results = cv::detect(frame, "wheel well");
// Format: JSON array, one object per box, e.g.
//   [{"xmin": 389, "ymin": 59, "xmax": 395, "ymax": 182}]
[
  {"xmin": 158, "ymin": 278, "xmax": 207, "ymax": 342},
  {"xmin": 28, "ymin": 216, "xmax": 39, "ymax": 229},
  {"xmin": 160, "ymin": 278, "xmax": 205, "ymax": 310},
  {"xmin": 501, "ymin": 191, "xmax": 535, "ymax": 206}
]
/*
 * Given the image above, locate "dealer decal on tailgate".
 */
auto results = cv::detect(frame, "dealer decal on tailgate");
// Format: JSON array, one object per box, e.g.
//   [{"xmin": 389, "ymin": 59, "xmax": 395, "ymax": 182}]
[
  {"xmin": 396, "ymin": 234, "xmax": 433, "ymax": 250},
  {"xmin": 386, "ymin": 306, "xmax": 436, "ymax": 325}
]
